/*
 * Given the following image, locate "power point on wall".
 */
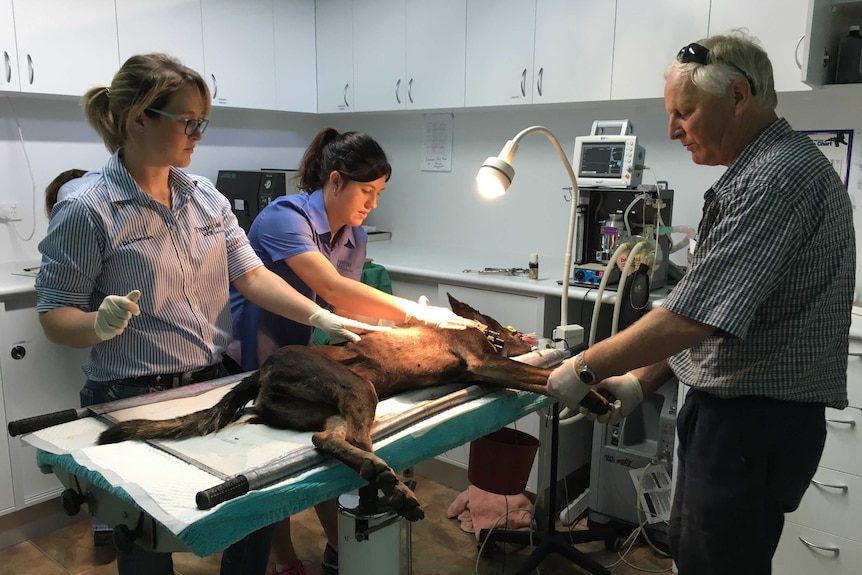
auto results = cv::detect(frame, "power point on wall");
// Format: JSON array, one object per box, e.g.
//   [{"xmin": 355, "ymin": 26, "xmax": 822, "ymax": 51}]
[{"xmin": 0, "ymin": 203, "xmax": 21, "ymax": 222}]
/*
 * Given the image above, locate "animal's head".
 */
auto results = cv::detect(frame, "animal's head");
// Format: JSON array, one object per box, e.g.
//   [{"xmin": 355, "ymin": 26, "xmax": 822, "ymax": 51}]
[{"xmin": 446, "ymin": 293, "xmax": 533, "ymax": 357}]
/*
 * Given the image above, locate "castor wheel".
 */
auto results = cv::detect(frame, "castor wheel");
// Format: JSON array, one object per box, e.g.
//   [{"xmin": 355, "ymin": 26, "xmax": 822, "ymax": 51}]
[
  {"xmin": 113, "ymin": 524, "xmax": 136, "ymax": 553},
  {"xmin": 60, "ymin": 488, "xmax": 85, "ymax": 516}
]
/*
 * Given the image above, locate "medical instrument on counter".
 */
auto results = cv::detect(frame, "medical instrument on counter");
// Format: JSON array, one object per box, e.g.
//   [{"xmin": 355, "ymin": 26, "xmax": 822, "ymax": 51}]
[
  {"xmin": 528, "ymin": 253, "xmax": 539, "ymax": 280},
  {"xmin": 216, "ymin": 169, "xmax": 300, "ymax": 232},
  {"xmin": 462, "ymin": 267, "xmax": 530, "ymax": 276},
  {"xmin": 573, "ymin": 119, "xmax": 645, "ymax": 189}
]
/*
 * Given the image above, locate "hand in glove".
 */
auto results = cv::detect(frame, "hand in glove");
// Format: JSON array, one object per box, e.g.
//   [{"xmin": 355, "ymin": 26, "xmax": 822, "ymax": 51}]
[
  {"xmin": 579, "ymin": 373, "xmax": 644, "ymax": 425},
  {"xmin": 547, "ymin": 357, "xmax": 595, "ymax": 412},
  {"xmin": 94, "ymin": 290, "xmax": 141, "ymax": 341},
  {"xmin": 309, "ymin": 309, "xmax": 392, "ymax": 343},
  {"xmin": 404, "ymin": 295, "xmax": 482, "ymax": 330}
]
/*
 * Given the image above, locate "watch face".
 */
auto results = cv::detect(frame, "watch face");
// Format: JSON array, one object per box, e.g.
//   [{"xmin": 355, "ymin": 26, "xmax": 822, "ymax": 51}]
[{"xmin": 578, "ymin": 369, "xmax": 595, "ymax": 384}]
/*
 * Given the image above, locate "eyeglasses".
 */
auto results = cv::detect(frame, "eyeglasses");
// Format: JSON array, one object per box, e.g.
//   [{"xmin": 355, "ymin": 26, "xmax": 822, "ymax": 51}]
[
  {"xmin": 676, "ymin": 42, "xmax": 758, "ymax": 95},
  {"xmin": 145, "ymin": 107, "xmax": 210, "ymax": 136}
]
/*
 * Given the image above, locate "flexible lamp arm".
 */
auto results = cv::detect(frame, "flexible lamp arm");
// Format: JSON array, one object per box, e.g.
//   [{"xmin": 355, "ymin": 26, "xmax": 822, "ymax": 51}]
[{"xmin": 508, "ymin": 127, "xmax": 580, "ymax": 329}]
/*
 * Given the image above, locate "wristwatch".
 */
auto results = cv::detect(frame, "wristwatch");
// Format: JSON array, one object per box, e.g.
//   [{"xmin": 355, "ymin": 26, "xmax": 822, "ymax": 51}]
[{"xmin": 574, "ymin": 351, "xmax": 597, "ymax": 385}]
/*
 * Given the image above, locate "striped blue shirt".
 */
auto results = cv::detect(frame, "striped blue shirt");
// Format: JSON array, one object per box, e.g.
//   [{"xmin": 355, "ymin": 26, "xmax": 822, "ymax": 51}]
[
  {"xmin": 663, "ymin": 119, "xmax": 854, "ymax": 408},
  {"xmin": 36, "ymin": 152, "xmax": 262, "ymax": 381}
]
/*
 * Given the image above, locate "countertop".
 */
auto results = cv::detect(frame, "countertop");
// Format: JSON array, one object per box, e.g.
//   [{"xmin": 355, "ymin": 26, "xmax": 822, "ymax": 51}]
[
  {"xmin": 0, "ymin": 260, "xmax": 41, "ymax": 299},
  {"xmin": 365, "ymin": 241, "xmax": 670, "ymax": 305}
]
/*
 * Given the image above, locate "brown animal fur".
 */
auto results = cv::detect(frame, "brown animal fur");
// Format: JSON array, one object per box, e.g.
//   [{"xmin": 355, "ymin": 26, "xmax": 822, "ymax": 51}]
[{"xmin": 98, "ymin": 299, "xmax": 606, "ymax": 521}]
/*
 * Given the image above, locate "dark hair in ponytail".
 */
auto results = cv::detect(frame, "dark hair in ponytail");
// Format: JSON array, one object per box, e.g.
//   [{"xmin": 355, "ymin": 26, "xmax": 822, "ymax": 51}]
[
  {"xmin": 45, "ymin": 168, "xmax": 87, "ymax": 217},
  {"xmin": 296, "ymin": 128, "xmax": 391, "ymax": 192}
]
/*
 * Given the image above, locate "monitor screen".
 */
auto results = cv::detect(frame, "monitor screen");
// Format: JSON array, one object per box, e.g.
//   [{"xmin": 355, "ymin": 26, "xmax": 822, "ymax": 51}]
[{"xmin": 578, "ymin": 142, "xmax": 625, "ymax": 178}]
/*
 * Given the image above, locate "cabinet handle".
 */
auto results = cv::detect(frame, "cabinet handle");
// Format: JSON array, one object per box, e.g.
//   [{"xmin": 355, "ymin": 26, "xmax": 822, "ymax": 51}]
[
  {"xmin": 794, "ymin": 35, "xmax": 804, "ymax": 70},
  {"xmin": 343, "ymin": 83, "xmax": 350, "ymax": 108},
  {"xmin": 27, "ymin": 53, "xmax": 34, "ymax": 85},
  {"xmin": 210, "ymin": 74, "xmax": 218, "ymax": 100},
  {"xmin": 811, "ymin": 478, "xmax": 849, "ymax": 491},
  {"xmin": 825, "ymin": 417, "xmax": 856, "ymax": 427},
  {"xmin": 798, "ymin": 537, "xmax": 840, "ymax": 554},
  {"xmin": 395, "ymin": 78, "xmax": 401, "ymax": 104},
  {"xmin": 3, "ymin": 51, "xmax": 10, "ymax": 84},
  {"xmin": 520, "ymin": 68, "xmax": 526, "ymax": 97},
  {"xmin": 537, "ymin": 67, "xmax": 544, "ymax": 97},
  {"xmin": 407, "ymin": 78, "xmax": 413, "ymax": 104}
]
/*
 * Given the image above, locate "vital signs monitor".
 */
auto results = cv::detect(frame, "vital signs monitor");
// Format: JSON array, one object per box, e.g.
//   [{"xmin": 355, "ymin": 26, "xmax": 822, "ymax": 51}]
[{"xmin": 574, "ymin": 119, "xmax": 645, "ymax": 188}]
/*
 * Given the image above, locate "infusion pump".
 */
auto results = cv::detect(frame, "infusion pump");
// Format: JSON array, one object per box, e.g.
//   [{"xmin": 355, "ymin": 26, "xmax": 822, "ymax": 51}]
[{"xmin": 573, "ymin": 119, "xmax": 645, "ymax": 188}]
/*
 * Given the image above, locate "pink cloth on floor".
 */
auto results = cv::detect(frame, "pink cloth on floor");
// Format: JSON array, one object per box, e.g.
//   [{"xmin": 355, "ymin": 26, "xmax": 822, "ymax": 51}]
[{"xmin": 446, "ymin": 485, "xmax": 534, "ymax": 540}]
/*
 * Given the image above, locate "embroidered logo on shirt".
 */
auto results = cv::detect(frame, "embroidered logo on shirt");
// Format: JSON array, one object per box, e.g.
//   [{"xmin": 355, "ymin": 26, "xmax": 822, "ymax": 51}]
[{"xmin": 197, "ymin": 223, "xmax": 223, "ymax": 237}]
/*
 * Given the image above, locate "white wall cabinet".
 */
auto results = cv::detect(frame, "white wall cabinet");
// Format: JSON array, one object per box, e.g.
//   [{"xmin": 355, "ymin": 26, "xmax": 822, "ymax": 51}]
[
  {"xmin": 802, "ymin": 0, "xmax": 862, "ymax": 86},
  {"xmin": 611, "ymin": 0, "xmax": 710, "ymax": 100},
  {"xmin": 201, "ymin": 0, "xmax": 277, "ymax": 110},
  {"xmin": 116, "ymin": 0, "xmax": 206, "ymax": 74},
  {"xmin": 0, "ymin": 0, "xmax": 19, "ymax": 92},
  {"xmin": 465, "ymin": 0, "xmax": 536, "ymax": 107},
  {"xmin": 274, "ymin": 0, "xmax": 318, "ymax": 113},
  {"xmin": 0, "ymin": 295, "xmax": 88, "ymax": 514},
  {"xmin": 13, "ymin": 0, "xmax": 119, "ymax": 97},
  {"xmin": 0, "ymin": 366, "xmax": 14, "ymax": 515},
  {"xmin": 354, "ymin": 0, "xmax": 467, "ymax": 112},
  {"xmin": 532, "ymin": 0, "xmax": 615, "ymax": 104},
  {"xmin": 772, "ymin": 356, "xmax": 862, "ymax": 573},
  {"xmin": 316, "ymin": 0, "xmax": 353, "ymax": 113},
  {"xmin": 709, "ymin": 0, "xmax": 811, "ymax": 93}
]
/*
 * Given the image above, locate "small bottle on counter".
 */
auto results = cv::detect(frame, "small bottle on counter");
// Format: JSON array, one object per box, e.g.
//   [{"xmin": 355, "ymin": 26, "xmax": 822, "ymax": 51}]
[{"xmin": 528, "ymin": 253, "xmax": 539, "ymax": 280}]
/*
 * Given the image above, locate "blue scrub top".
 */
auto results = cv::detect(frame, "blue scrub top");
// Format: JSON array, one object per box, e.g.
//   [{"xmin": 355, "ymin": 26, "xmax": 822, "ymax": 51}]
[{"xmin": 229, "ymin": 190, "xmax": 367, "ymax": 370}]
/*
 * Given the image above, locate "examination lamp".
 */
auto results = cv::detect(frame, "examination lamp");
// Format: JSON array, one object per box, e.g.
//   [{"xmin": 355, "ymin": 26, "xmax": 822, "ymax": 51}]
[{"xmin": 476, "ymin": 126, "xmax": 580, "ymax": 328}]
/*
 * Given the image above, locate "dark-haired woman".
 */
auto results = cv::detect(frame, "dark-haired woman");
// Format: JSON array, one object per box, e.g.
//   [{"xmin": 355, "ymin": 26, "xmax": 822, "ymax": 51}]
[{"xmin": 229, "ymin": 127, "xmax": 473, "ymax": 575}]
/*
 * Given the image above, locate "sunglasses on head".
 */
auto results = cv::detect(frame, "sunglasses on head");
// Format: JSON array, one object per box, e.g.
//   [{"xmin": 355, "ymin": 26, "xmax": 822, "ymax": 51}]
[{"xmin": 677, "ymin": 42, "xmax": 758, "ymax": 95}]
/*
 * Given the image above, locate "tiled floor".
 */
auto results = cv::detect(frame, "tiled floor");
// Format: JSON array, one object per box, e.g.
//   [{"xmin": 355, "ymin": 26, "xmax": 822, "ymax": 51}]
[{"xmin": 0, "ymin": 475, "xmax": 672, "ymax": 575}]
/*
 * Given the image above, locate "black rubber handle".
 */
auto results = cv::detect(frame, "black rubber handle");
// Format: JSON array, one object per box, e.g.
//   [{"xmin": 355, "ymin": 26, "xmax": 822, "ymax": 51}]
[
  {"xmin": 8, "ymin": 409, "xmax": 83, "ymax": 437},
  {"xmin": 196, "ymin": 475, "xmax": 250, "ymax": 510}
]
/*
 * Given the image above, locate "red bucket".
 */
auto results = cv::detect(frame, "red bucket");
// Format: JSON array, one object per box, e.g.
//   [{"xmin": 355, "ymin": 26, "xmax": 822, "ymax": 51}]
[{"xmin": 468, "ymin": 427, "xmax": 540, "ymax": 495}]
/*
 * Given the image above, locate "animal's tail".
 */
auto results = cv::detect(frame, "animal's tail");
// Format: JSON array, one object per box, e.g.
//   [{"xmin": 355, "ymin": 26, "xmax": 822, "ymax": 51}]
[{"xmin": 97, "ymin": 371, "xmax": 261, "ymax": 444}]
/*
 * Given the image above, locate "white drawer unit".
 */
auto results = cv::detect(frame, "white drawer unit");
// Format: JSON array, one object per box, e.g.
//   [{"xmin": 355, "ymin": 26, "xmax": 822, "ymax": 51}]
[
  {"xmin": 773, "ymin": 355, "xmax": 862, "ymax": 573},
  {"xmin": 774, "ymin": 521, "xmax": 862, "ymax": 574}
]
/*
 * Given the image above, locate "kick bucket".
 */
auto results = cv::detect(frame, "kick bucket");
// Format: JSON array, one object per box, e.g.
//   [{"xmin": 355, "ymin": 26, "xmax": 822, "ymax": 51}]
[{"xmin": 468, "ymin": 427, "xmax": 540, "ymax": 495}]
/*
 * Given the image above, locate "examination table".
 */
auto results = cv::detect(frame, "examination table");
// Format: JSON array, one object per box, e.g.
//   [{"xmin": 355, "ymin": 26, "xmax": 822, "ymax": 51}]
[{"xmin": 12, "ymin": 372, "xmax": 552, "ymax": 557}]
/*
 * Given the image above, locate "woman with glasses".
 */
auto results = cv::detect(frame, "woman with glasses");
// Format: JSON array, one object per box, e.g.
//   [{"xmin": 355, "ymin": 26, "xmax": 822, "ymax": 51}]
[
  {"xmin": 35, "ymin": 53, "xmax": 384, "ymax": 575},
  {"xmin": 230, "ymin": 127, "xmax": 476, "ymax": 575}
]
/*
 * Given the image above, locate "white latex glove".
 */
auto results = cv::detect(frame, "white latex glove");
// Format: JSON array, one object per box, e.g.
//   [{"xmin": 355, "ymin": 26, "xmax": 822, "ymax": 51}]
[
  {"xmin": 309, "ymin": 309, "xmax": 391, "ymax": 343},
  {"xmin": 547, "ymin": 357, "xmax": 594, "ymax": 412},
  {"xmin": 404, "ymin": 295, "xmax": 482, "ymax": 330},
  {"xmin": 579, "ymin": 373, "xmax": 644, "ymax": 425},
  {"xmin": 94, "ymin": 290, "xmax": 141, "ymax": 341}
]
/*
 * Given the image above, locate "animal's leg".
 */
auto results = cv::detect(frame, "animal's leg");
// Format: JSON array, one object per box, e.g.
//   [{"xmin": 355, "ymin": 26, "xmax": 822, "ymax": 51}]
[{"xmin": 313, "ymin": 416, "xmax": 424, "ymax": 521}]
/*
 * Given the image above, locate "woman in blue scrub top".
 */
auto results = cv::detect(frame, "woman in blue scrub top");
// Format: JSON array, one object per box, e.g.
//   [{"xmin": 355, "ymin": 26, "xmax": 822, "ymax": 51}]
[{"xmin": 230, "ymin": 127, "xmax": 474, "ymax": 575}]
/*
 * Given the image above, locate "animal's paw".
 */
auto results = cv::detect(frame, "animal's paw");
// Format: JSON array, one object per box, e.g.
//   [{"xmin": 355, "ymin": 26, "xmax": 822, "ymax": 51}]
[
  {"xmin": 358, "ymin": 458, "xmax": 399, "ymax": 492},
  {"xmin": 389, "ymin": 482, "xmax": 424, "ymax": 522}
]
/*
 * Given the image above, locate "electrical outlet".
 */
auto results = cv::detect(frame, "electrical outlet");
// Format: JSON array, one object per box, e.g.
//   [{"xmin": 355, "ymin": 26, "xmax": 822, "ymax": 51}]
[
  {"xmin": 552, "ymin": 324, "xmax": 585, "ymax": 350},
  {"xmin": 0, "ymin": 202, "xmax": 20, "ymax": 222}
]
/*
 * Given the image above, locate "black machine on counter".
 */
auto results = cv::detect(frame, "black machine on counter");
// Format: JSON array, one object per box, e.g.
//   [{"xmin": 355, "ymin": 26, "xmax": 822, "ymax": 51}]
[
  {"xmin": 572, "ymin": 184, "xmax": 674, "ymax": 291},
  {"xmin": 216, "ymin": 169, "xmax": 299, "ymax": 232}
]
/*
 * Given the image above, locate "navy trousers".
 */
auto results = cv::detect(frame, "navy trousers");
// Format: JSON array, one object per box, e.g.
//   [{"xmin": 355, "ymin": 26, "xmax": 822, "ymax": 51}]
[{"xmin": 668, "ymin": 388, "xmax": 826, "ymax": 575}]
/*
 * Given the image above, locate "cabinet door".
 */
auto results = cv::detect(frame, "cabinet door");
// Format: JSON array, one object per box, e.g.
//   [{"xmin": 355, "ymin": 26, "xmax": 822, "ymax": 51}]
[
  {"xmin": 611, "ymin": 0, "xmax": 710, "ymax": 100},
  {"xmin": 116, "ymin": 0, "xmax": 205, "ymax": 74},
  {"xmin": 404, "ymin": 0, "xmax": 467, "ymax": 110},
  {"xmin": 465, "ymin": 0, "xmax": 536, "ymax": 107},
  {"xmin": 533, "ymin": 0, "xmax": 614, "ymax": 103},
  {"xmin": 13, "ymin": 0, "xmax": 119, "ymax": 96},
  {"xmin": 709, "ymin": 0, "xmax": 810, "ymax": 92},
  {"xmin": 0, "ymin": 0, "xmax": 19, "ymax": 92},
  {"xmin": 202, "ymin": 0, "xmax": 277, "ymax": 110},
  {"xmin": 353, "ymin": 0, "xmax": 406, "ymax": 111},
  {"xmin": 274, "ymin": 0, "xmax": 317, "ymax": 113},
  {"xmin": 774, "ymin": 521, "xmax": 862, "ymax": 574},
  {"xmin": 0, "ymin": 367, "xmax": 14, "ymax": 515},
  {"xmin": 801, "ymin": 0, "xmax": 862, "ymax": 86},
  {"xmin": 1, "ymin": 296, "xmax": 88, "ymax": 508},
  {"xmin": 316, "ymin": 0, "xmax": 354, "ymax": 112}
]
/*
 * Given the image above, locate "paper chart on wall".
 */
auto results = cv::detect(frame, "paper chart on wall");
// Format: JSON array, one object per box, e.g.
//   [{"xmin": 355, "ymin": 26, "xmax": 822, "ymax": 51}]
[
  {"xmin": 802, "ymin": 129, "xmax": 854, "ymax": 188},
  {"xmin": 421, "ymin": 113, "xmax": 453, "ymax": 172}
]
